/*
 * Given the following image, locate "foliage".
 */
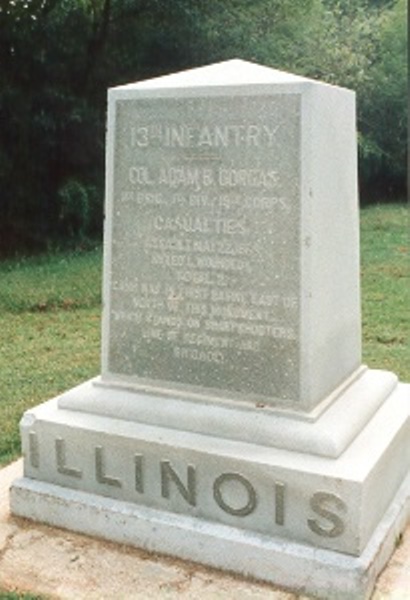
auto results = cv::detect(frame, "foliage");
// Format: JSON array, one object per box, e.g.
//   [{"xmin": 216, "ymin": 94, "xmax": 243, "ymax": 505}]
[
  {"xmin": 248, "ymin": 0, "xmax": 407, "ymax": 199},
  {"xmin": 0, "ymin": 1, "xmax": 103, "ymax": 253},
  {"xmin": 359, "ymin": 0, "xmax": 407, "ymax": 197},
  {"xmin": 0, "ymin": 0, "xmax": 407, "ymax": 253},
  {"xmin": 58, "ymin": 179, "xmax": 90, "ymax": 239}
]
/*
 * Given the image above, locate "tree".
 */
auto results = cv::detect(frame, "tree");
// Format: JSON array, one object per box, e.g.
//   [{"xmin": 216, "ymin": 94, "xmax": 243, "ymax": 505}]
[
  {"xmin": 254, "ymin": 0, "xmax": 407, "ymax": 198},
  {"xmin": 0, "ymin": 0, "xmax": 406, "ymax": 254},
  {"xmin": 359, "ymin": 0, "xmax": 407, "ymax": 197},
  {"xmin": 0, "ymin": 1, "xmax": 106, "ymax": 252}
]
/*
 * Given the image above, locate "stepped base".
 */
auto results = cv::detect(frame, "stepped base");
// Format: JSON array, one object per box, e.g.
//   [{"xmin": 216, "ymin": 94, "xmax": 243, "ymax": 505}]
[
  {"xmin": 9, "ymin": 374, "xmax": 410, "ymax": 599},
  {"xmin": 10, "ymin": 471, "xmax": 410, "ymax": 599}
]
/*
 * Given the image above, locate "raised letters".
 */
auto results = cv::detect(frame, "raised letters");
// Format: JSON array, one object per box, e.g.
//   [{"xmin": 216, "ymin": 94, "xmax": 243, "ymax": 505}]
[{"xmin": 130, "ymin": 124, "xmax": 280, "ymax": 149}]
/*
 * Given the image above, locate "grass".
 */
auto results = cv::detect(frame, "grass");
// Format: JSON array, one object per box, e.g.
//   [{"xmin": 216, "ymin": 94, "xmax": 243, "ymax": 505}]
[
  {"xmin": 0, "ymin": 204, "xmax": 408, "ymax": 466},
  {"xmin": 360, "ymin": 203, "xmax": 409, "ymax": 379},
  {"xmin": 0, "ymin": 247, "xmax": 102, "ymax": 465},
  {"xmin": 0, "ymin": 247, "xmax": 102, "ymax": 313}
]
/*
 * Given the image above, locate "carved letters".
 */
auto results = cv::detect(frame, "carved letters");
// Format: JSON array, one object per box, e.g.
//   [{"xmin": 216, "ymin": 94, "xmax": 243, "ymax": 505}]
[
  {"xmin": 29, "ymin": 431, "xmax": 40, "ymax": 468},
  {"xmin": 308, "ymin": 492, "xmax": 346, "ymax": 538},
  {"xmin": 55, "ymin": 438, "xmax": 82, "ymax": 479},
  {"xmin": 52, "ymin": 438, "xmax": 346, "ymax": 538},
  {"xmin": 213, "ymin": 472, "xmax": 257, "ymax": 517}
]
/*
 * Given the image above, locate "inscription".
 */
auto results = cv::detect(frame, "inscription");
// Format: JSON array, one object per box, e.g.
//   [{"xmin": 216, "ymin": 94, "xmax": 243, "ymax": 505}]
[
  {"xmin": 108, "ymin": 95, "xmax": 300, "ymax": 402},
  {"xmin": 29, "ymin": 431, "xmax": 40, "ymax": 468},
  {"xmin": 274, "ymin": 481, "xmax": 286, "ymax": 526},
  {"xmin": 130, "ymin": 124, "xmax": 280, "ymax": 149},
  {"xmin": 160, "ymin": 460, "xmax": 196, "ymax": 507},
  {"xmin": 95, "ymin": 446, "xmax": 122, "ymax": 488},
  {"xmin": 213, "ymin": 473, "xmax": 257, "ymax": 517},
  {"xmin": 127, "ymin": 166, "xmax": 282, "ymax": 193},
  {"xmin": 152, "ymin": 215, "xmax": 248, "ymax": 235},
  {"xmin": 55, "ymin": 438, "xmax": 82, "ymax": 479},
  {"xmin": 124, "ymin": 190, "xmax": 288, "ymax": 210},
  {"xmin": 135, "ymin": 454, "xmax": 144, "ymax": 493},
  {"xmin": 174, "ymin": 346, "xmax": 224, "ymax": 364},
  {"xmin": 308, "ymin": 492, "xmax": 346, "ymax": 538},
  {"xmin": 52, "ymin": 438, "xmax": 347, "ymax": 539}
]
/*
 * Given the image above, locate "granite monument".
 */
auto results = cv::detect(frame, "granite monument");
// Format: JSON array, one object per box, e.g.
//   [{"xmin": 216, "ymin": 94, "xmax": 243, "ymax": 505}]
[{"xmin": 11, "ymin": 60, "xmax": 410, "ymax": 599}]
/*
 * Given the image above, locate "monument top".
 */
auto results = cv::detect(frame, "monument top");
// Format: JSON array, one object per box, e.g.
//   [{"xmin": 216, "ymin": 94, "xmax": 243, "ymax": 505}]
[{"xmin": 111, "ymin": 59, "xmax": 348, "ymax": 93}]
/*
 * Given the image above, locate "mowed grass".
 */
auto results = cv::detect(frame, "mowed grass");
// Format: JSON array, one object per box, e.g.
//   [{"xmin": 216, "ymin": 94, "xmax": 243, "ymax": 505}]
[
  {"xmin": 0, "ymin": 205, "xmax": 408, "ymax": 466},
  {"xmin": 0, "ymin": 248, "xmax": 102, "ymax": 465},
  {"xmin": 0, "ymin": 248, "xmax": 102, "ymax": 313},
  {"xmin": 360, "ymin": 203, "xmax": 409, "ymax": 379}
]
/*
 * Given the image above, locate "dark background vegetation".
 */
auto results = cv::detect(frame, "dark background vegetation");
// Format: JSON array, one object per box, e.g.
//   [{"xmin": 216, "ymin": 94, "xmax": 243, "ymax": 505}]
[{"xmin": 0, "ymin": 0, "xmax": 407, "ymax": 255}]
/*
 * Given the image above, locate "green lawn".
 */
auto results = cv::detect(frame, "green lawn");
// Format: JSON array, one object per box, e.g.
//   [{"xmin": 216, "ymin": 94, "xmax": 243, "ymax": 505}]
[
  {"xmin": 360, "ymin": 203, "xmax": 409, "ymax": 379},
  {"xmin": 0, "ymin": 205, "xmax": 408, "ymax": 466},
  {"xmin": 0, "ymin": 248, "xmax": 102, "ymax": 465}
]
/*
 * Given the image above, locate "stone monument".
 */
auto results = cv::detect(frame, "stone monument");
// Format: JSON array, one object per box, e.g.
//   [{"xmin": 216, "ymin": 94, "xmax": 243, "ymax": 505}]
[{"xmin": 10, "ymin": 60, "xmax": 410, "ymax": 599}]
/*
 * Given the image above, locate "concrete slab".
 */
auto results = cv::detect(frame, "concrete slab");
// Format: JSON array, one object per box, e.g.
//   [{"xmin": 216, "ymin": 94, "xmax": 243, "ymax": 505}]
[{"xmin": 1, "ymin": 460, "xmax": 409, "ymax": 599}]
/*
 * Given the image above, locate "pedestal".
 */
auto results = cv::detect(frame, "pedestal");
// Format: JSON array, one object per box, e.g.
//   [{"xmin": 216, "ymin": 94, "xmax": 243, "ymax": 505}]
[{"xmin": 10, "ymin": 369, "xmax": 410, "ymax": 599}]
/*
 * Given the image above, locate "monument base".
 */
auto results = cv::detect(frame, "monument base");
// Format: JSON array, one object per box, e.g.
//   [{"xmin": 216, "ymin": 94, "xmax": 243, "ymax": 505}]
[
  {"xmin": 10, "ymin": 471, "xmax": 410, "ymax": 600},
  {"xmin": 10, "ymin": 373, "xmax": 410, "ymax": 599}
]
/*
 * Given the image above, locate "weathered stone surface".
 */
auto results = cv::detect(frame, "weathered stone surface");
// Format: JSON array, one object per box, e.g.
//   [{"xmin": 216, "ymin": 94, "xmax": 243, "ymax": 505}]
[
  {"xmin": 102, "ymin": 59, "xmax": 361, "ymax": 413},
  {"xmin": 2, "ymin": 460, "xmax": 410, "ymax": 600},
  {"xmin": 16, "ymin": 379, "xmax": 410, "ymax": 558},
  {"xmin": 10, "ymin": 460, "xmax": 410, "ymax": 599}
]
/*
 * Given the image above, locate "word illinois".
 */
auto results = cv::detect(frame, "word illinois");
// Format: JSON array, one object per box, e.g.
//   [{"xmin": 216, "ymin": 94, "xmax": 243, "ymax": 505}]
[{"xmin": 29, "ymin": 433, "xmax": 347, "ymax": 540}]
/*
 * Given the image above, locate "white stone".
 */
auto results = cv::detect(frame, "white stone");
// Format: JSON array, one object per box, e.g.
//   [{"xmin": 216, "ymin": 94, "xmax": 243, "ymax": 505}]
[
  {"xmin": 14, "ymin": 377, "xmax": 410, "ymax": 557},
  {"xmin": 11, "ymin": 441, "xmax": 410, "ymax": 600},
  {"xmin": 102, "ymin": 59, "xmax": 361, "ymax": 413},
  {"xmin": 9, "ymin": 60, "xmax": 410, "ymax": 599},
  {"xmin": 59, "ymin": 367, "xmax": 396, "ymax": 459}
]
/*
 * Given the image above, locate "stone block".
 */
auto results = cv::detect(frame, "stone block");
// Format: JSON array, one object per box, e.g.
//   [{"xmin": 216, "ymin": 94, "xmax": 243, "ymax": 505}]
[{"xmin": 102, "ymin": 59, "xmax": 361, "ymax": 413}]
